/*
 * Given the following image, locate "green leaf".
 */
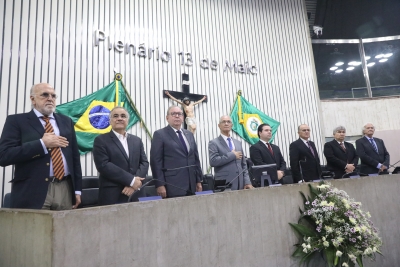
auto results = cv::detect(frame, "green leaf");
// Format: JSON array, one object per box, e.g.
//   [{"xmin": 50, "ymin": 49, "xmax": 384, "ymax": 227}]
[
  {"xmin": 323, "ymin": 246, "xmax": 335, "ymax": 267},
  {"xmin": 300, "ymin": 250, "xmax": 318, "ymax": 264},
  {"xmin": 289, "ymin": 223, "xmax": 317, "ymax": 237},
  {"xmin": 292, "ymin": 246, "xmax": 306, "ymax": 257},
  {"xmin": 356, "ymin": 255, "xmax": 363, "ymax": 267},
  {"xmin": 309, "ymin": 184, "xmax": 319, "ymax": 198},
  {"xmin": 334, "ymin": 255, "xmax": 338, "ymax": 266}
]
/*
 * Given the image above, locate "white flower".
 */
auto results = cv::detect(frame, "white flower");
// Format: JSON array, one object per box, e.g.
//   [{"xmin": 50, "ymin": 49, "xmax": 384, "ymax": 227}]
[
  {"xmin": 302, "ymin": 243, "xmax": 307, "ymax": 248},
  {"xmin": 336, "ymin": 250, "xmax": 343, "ymax": 257},
  {"xmin": 342, "ymin": 263, "xmax": 349, "ymax": 267},
  {"xmin": 303, "ymin": 248, "xmax": 308, "ymax": 253},
  {"xmin": 323, "ymin": 241, "xmax": 329, "ymax": 247},
  {"xmin": 373, "ymin": 247, "xmax": 377, "ymax": 252},
  {"xmin": 307, "ymin": 244, "xmax": 311, "ymax": 249}
]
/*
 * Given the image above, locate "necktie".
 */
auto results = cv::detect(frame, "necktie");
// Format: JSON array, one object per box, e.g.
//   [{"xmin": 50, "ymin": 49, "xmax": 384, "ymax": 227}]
[
  {"xmin": 176, "ymin": 130, "xmax": 188, "ymax": 154},
  {"xmin": 267, "ymin": 143, "xmax": 274, "ymax": 155},
  {"xmin": 306, "ymin": 141, "xmax": 315, "ymax": 157},
  {"xmin": 339, "ymin": 142, "xmax": 346, "ymax": 152},
  {"xmin": 42, "ymin": 117, "xmax": 65, "ymax": 179},
  {"xmin": 227, "ymin": 137, "xmax": 233, "ymax": 150},
  {"xmin": 369, "ymin": 138, "xmax": 378, "ymax": 153}
]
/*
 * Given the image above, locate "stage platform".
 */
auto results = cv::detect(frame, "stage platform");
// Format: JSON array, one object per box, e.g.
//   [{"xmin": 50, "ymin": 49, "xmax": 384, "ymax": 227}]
[{"xmin": 1, "ymin": 175, "xmax": 399, "ymax": 267}]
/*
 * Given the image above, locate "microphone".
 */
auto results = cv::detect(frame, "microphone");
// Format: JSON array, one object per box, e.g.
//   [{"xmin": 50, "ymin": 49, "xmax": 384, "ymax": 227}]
[
  {"xmin": 219, "ymin": 168, "xmax": 248, "ymax": 192},
  {"xmin": 162, "ymin": 165, "xmax": 198, "ymax": 172},
  {"xmin": 127, "ymin": 179, "xmax": 155, "ymax": 202}
]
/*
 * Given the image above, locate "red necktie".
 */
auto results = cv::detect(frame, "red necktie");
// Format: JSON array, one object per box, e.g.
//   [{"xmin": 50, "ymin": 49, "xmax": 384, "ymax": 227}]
[
  {"xmin": 43, "ymin": 117, "xmax": 65, "ymax": 180},
  {"xmin": 267, "ymin": 143, "xmax": 274, "ymax": 155},
  {"xmin": 339, "ymin": 142, "xmax": 346, "ymax": 152}
]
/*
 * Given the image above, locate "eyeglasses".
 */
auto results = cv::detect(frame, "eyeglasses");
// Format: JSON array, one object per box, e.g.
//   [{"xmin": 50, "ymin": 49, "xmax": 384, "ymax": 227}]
[
  {"xmin": 37, "ymin": 93, "xmax": 57, "ymax": 99},
  {"xmin": 170, "ymin": 112, "xmax": 184, "ymax": 117},
  {"xmin": 301, "ymin": 129, "xmax": 311, "ymax": 132},
  {"xmin": 220, "ymin": 120, "xmax": 232, "ymax": 124}
]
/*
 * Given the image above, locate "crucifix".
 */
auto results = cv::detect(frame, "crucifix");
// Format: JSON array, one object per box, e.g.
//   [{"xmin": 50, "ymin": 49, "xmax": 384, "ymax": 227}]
[{"xmin": 164, "ymin": 73, "xmax": 207, "ymax": 134}]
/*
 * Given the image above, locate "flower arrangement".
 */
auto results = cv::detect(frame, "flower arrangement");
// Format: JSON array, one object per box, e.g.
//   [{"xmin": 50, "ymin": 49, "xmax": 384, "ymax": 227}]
[{"xmin": 289, "ymin": 181, "xmax": 382, "ymax": 267}]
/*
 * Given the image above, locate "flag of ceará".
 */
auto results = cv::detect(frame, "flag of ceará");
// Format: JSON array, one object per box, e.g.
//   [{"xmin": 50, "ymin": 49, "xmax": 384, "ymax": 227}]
[
  {"xmin": 56, "ymin": 80, "xmax": 139, "ymax": 154},
  {"xmin": 230, "ymin": 93, "xmax": 280, "ymax": 145}
]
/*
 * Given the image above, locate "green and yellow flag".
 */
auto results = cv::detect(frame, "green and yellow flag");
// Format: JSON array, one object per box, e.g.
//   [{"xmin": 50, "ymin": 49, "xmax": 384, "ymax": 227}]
[
  {"xmin": 56, "ymin": 78, "xmax": 140, "ymax": 154},
  {"xmin": 230, "ymin": 92, "xmax": 280, "ymax": 145}
]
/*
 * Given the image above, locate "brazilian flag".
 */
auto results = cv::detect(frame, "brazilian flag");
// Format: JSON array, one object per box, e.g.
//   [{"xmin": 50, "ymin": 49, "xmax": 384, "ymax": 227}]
[
  {"xmin": 56, "ymin": 79, "xmax": 139, "ymax": 154},
  {"xmin": 230, "ymin": 92, "xmax": 280, "ymax": 145}
]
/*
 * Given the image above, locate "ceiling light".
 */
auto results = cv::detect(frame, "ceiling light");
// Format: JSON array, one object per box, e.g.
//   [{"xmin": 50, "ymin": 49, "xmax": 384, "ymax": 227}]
[
  {"xmin": 367, "ymin": 62, "xmax": 375, "ymax": 67},
  {"xmin": 346, "ymin": 67, "xmax": 355, "ymax": 70},
  {"xmin": 335, "ymin": 69, "xmax": 343, "ymax": 73},
  {"xmin": 379, "ymin": 58, "xmax": 388, "ymax": 63},
  {"xmin": 375, "ymin": 54, "xmax": 384, "ymax": 59},
  {"xmin": 384, "ymin": 53, "xmax": 393, "ymax": 58},
  {"xmin": 348, "ymin": 61, "xmax": 357, "ymax": 66},
  {"xmin": 330, "ymin": 67, "xmax": 338, "ymax": 70},
  {"xmin": 335, "ymin": 62, "xmax": 344, "ymax": 66},
  {"xmin": 365, "ymin": 56, "xmax": 371, "ymax": 60}
]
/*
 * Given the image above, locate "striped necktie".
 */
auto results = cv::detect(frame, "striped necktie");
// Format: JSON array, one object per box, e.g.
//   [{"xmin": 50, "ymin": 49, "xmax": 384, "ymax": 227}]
[
  {"xmin": 369, "ymin": 138, "xmax": 378, "ymax": 153},
  {"xmin": 42, "ymin": 116, "xmax": 65, "ymax": 179}
]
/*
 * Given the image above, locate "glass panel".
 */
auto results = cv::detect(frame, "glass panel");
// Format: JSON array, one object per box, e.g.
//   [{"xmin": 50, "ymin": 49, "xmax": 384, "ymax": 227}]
[
  {"xmin": 363, "ymin": 39, "xmax": 400, "ymax": 97},
  {"xmin": 312, "ymin": 43, "xmax": 367, "ymax": 99}
]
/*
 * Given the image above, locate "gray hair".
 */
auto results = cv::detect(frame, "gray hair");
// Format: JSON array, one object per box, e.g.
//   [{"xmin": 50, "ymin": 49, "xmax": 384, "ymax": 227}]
[
  {"xmin": 109, "ymin": 106, "xmax": 130, "ymax": 120},
  {"xmin": 166, "ymin": 105, "xmax": 182, "ymax": 115},
  {"xmin": 362, "ymin": 122, "xmax": 374, "ymax": 135},
  {"xmin": 297, "ymin": 124, "xmax": 308, "ymax": 132},
  {"xmin": 332, "ymin": 126, "xmax": 346, "ymax": 135},
  {"xmin": 219, "ymin": 115, "xmax": 232, "ymax": 124}
]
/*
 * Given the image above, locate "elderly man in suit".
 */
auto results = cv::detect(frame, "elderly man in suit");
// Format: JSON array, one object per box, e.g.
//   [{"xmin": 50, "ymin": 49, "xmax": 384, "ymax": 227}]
[
  {"xmin": 355, "ymin": 123, "xmax": 390, "ymax": 175},
  {"xmin": 0, "ymin": 83, "xmax": 82, "ymax": 210},
  {"xmin": 250, "ymin": 123, "xmax": 287, "ymax": 183},
  {"xmin": 208, "ymin": 115, "xmax": 253, "ymax": 190},
  {"xmin": 93, "ymin": 106, "xmax": 149, "ymax": 205},
  {"xmin": 150, "ymin": 106, "xmax": 203, "ymax": 198},
  {"xmin": 289, "ymin": 124, "xmax": 321, "ymax": 183},
  {"xmin": 324, "ymin": 126, "xmax": 359, "ymax": 178}
]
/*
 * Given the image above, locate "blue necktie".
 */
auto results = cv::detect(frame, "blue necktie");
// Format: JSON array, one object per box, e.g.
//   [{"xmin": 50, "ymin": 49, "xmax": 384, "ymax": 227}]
[
  {"xmin": 176, "ymin": 130, "xmax": 188, "ymax": 154},
  {"xmin": 227, "ymin": 137, "xmax": 233, "ymax": 150},
  {"xmin": 369, "ymin": 138, "xmax": 378, "ymax": 153}
]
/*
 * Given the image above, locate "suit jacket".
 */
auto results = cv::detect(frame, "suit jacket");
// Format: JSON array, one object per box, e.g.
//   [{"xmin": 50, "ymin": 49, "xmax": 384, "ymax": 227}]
[
  {"xmin": 93, "ymin": 131, "xmax": 149, "ymax": 205},
  {"xmin": 208, "ymin": 136, "xmax": 251, "ymax": 190},
  {"xmin": 150, "ymin": 126, "xmax": 202, "ymax": 198},
  {"xmin": 324, "ymin": 140, "xmax": 359, "ymax": 178},
  {"xmin": 289, "ymin": 139, "xmax": 321, "ymax": 183},
  {"xmin": 0, "ymin": 110, "xmax": 82, "ymax": 209},
  {"xmin": 355, "ymin": 136, "xmax": 390, "ymax": 174},
  {"xmin": 249, "ymin": 140, "xmax": 287, "ymax": 184}
]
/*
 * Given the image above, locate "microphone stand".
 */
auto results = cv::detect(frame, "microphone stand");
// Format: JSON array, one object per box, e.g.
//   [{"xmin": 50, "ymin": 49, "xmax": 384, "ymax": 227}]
[
  {"xmin": 299, "ymin": 159, "xmax": 306, "ymax": 183},
  {"xmin": 219, "ymin": 168, "xmax": 247, "ymax": 192}
]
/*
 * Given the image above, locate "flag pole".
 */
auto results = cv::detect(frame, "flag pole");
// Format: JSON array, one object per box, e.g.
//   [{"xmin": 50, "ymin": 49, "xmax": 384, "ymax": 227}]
[{"xmin": 115, "ymin": 74, "xmax": 153, "ymax": 140}]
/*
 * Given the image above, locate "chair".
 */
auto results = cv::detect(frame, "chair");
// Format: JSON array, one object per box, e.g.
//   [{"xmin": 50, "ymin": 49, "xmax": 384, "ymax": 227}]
[
  {"xmin": 80, "ymin": 176, "xmax": 100, "ymax": 208},
  {"xmin": 2, "ymin": 193, "xmax": 11, "ymax": 208}
]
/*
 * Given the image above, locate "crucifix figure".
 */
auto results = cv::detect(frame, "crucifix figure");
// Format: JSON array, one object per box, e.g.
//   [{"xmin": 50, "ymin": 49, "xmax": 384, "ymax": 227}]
[{"xmin": 163, "ymin": 73, "xmax": 207, "ymax": 134}]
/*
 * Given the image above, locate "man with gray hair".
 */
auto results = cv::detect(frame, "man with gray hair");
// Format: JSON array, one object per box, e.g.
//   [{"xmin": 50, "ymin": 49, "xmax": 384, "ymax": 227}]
[
  {"xmin": 208, "ymin": 115, "xmax": 253, "ymax": 190},
  {"xmin": 355, "ymin": 123, "xmax": 390, "ymax": 175},
  {"xmin": 93, "ymin": 106, "xmax": 148, "ymax": 205},
  {"xmin": 150, "ymin": 105, "xmax": 203, "ymax": 198},
  {"xmin": 323, "ymin": 126, "xmax": 359, "ymax": 178},
  {"xmin": 0, "ymin": 83, "xmax": 82, "ymax": 209}
]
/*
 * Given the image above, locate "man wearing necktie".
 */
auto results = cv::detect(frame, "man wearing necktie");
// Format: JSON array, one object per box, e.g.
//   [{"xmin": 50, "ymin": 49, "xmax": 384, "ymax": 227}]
[
  {"xmin": 323, "ymin": 126, "xmax": 359, "ymax": 178},
  {"xmin": 0, "ymin": 83, "xmax": 82, "ymax": 209},
  {"xmin": 355, "ymin": 123, "xmax": 390, "ymax": 175},
  {"xmin": 289, "ymin": 124, "xmax": 322, "ymax": 182},
  {"xmin": 150, "ymin": 106, "xmax": 203, "ymax": 198},
  {"xmin": 250, "ymin": 123, "xmax": 287, "ymax": 184},
  {"xmin": 208, "ymin": 115, "xmax": 253, "ymax": 190},
  {"xmin": 93, "ymin": 107, "xmax": 149, "ymax": 205}
]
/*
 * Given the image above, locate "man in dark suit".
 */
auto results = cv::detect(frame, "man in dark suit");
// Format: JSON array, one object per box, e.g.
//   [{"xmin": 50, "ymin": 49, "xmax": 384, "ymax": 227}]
[
  {"xmin": 0, "ymin": 83, "xmax": 82, "ymax": 209},
  {"xmin": 355, "ymin": 123, "xmax": 390, "ymax": 175},
  {"xmin": 208, "ymin": 115, "xmax": 253, "ymax": 190},
  {"xmin": 93, "ymin": 107, "xmax": 149, "ymax": 205},
  {"xmin": 250, "ymin": 123, "xmax": 287, "ymax": 183},
  {"xmin": 150, "ymin": 106, "xmax": 203, "ymax": 198},
  {"xmin": 289, "ymin": 124, "xmax": 321, "ymax": 182},
  {"xmin": 324, "ymin": 126, "xmax": 359, "ymax": 178}
]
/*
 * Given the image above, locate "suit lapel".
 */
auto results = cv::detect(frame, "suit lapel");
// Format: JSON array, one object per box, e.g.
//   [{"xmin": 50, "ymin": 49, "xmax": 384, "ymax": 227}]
[
  {"xmin": 258, "ymin": 141, "xmax": 274, "ymax": 159},
  {"xmin": 27, "ymin": 110, "xmax": 45, "ymax": 136},
  {"xmin": 364, "ymin": 136, "xmax": 378, "ymax": 154},
  {"xmin": 299, "ymin": 139, "xmax": 314, "ymax": 158},
  {"xmin": 333, "ymin": 140, "xmax": 346, "ymax": 154},
  {"xmin": 218, "ymin": 135, "xmax": 231, "ymax": 152},
  {"xmin": 110, "ymin": 131, "xmax": 129, "ymax": 161},
  {"xmin": 182, "ymin": 129, "xmax": 192, "ymax": 154},
  {"xmin": 167, "ymin": 126, "xmax": 187, "ymax": 154}
]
